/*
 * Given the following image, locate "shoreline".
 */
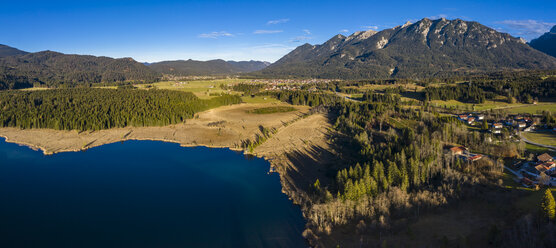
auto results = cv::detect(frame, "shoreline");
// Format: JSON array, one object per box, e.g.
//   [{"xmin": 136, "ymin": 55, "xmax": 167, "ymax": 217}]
[{"xmin": 0, "ymin": 103, "xmax": 332, "ymax": 247}]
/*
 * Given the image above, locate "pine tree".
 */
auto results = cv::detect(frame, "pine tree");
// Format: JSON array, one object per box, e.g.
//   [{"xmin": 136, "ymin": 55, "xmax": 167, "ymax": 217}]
[
  {"xmin": 540, "ymin": 189, "xmax": 555, "ymax": 221},
  {"xmin": 482, "ymin": 119, "xmax": 488, "ymax": 131}
]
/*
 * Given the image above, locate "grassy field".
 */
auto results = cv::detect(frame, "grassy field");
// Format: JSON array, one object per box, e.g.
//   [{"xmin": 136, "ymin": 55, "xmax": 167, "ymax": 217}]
[
  {"xmin": 248, "ymin": 106, "xmax": 296, "ymax": 114},
  {"xmin": 430, "ymin": 100, "xmax": 556, "ymax": 114},
  {"xmin": 241, "ymin": 95, "xmax": 280, "ymax": 104},
  {"xmin": 522, "ymin": 131, "xmax": 556, "ymax": 146},
  {"xmin": 20, "ymin": 87, "xmax": 51, "ymax": 91},
  {"xmin": 504, "ymin": 103, "xmax": 556, "ymax": 114},
  {"xmin": 514, "ymin": 187, "xmax": 556, "ymax": 212},
  {"xmin": 525, "ymin": 143, "xmax": 554, "ymax": 154},
  {"xmin": 134, "ymin": 79, "xmax": 256, "ymax": 99}
]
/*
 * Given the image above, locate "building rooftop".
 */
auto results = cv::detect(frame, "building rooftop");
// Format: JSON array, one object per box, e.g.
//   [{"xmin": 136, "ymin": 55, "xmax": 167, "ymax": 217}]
[{"xmin": 538, "ymin": 153, "xmax": 554, "ymax": 162}]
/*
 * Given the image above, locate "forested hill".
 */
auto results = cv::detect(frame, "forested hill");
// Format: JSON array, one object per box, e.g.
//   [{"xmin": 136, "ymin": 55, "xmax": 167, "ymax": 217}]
[
  {"xmin": 0, "ymin": 48, "xmax": 161, "ymax": 90},
  {"xmin": 0, "ymin": 44, "xmax": 28, "ymax": 58},
  {"xmin": 258, "ymin": 18, "xmax": 556, "ymax": 79},
  {"xmin": 148, "ymin": 59, "xmax": 270, "ymax": 76}
]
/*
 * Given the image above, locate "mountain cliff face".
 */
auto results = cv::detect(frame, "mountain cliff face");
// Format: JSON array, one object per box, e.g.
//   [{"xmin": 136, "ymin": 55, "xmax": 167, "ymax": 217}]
[
  {"xmin": 529, "ymin": 25, "xmax": 556, "ymax": 58},
  {"xmin": 261, "ymin": 18, "xmax": 556, "ymax": 79},
  {"xmin": 148, "ymin": 59, "xmax": 270, "ymax": 76}
]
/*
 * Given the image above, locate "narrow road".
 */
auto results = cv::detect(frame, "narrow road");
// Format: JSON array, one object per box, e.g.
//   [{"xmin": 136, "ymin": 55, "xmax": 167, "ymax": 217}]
[
  {"xmin": 519, "ymin": 131, "xmax": 556, "ymax": 150},
  {"xmin": 504, "ymin": 165, "xmax": 522, "ymax": 179},
  {"xmin": 334, "ymin": 91, "xmax": 360, "ymax": 102}
]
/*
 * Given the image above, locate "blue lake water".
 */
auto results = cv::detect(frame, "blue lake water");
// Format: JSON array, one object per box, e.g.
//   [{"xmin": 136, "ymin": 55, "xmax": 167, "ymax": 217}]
[{"xmin": 0, "ymin": 138, "xmax": 306, "ymax": 248}]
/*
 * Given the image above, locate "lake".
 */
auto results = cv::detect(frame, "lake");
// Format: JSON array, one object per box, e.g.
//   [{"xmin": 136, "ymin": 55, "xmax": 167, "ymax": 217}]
[{"xmin": 0, "ymin": 138, "xmax": 306, "ymax": 248}]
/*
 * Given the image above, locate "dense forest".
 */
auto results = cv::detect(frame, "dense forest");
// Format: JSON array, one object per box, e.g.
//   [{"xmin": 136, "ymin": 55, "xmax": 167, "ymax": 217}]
[
  {"xmin": 424, "ymin": 83, "xmax": 492, "ymax": 103},
  {"xmin": 221, "ymin": 83, "xmax": 265, "ymax": 95},
  {"xmin": 269, "ymin": 88, "xmax": 555, "ymax": 247},
  {"xmin": 0, "ymin": 50, "xmax": 161, "ymax": 90},
  {"xmin": 0, "ymin": 88, "xmax": 241, "ymax": 131},
  {"xmin": 263, "ymin": 90, "xmax": 341, "ymax": 106},
  {"xmin": 424, "ymin": 77, "xmax": 556, "ymax": 104}
]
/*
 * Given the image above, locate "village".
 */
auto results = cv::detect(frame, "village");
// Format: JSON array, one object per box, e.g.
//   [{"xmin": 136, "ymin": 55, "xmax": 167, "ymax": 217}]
[{"xmin": 453, "ymin": 112, "xmax": 556, "ymax": 189}]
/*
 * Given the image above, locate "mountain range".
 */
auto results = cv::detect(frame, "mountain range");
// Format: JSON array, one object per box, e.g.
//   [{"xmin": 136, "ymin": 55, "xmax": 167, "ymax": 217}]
[
  {"xmin": 0, "ymin": 48, "xmax": 160, "ymax": 90},
  {"xmin": 529, "ymin": 25, "xmax": 556, "ymax": 58},
  {"xmin": 1, "ymin": 18, "xmax": 556, "ymax": 90},
  {"xmin": 259, "ymin": 18, "xmax": 556, "ymax": 79},
  {"xmin": 147, "ymin": 59, "xmax": 270, "ymax": 76}
]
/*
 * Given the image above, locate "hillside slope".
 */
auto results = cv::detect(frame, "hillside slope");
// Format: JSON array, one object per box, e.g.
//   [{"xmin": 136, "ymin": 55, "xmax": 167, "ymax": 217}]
[
  {"xmin": 0, "ymin": 49, "xmax": 160, "ymax": 90},
  {"xmin": 260, "ymin": 18, "xmax": 556, "ymax": 79},
  {"xmin": 148, "ymin": 59, "xmax": 270, "ymax": 76},
  {"xmin": 0, "ymin": 44, "xmax": 28, "ymax": 58}
]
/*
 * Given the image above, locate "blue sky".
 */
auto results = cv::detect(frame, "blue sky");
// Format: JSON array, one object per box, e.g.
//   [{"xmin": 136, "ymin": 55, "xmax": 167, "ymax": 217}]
[{"xmin": 1, "ymin": 0, "xmax": 554, "ymax": 62}]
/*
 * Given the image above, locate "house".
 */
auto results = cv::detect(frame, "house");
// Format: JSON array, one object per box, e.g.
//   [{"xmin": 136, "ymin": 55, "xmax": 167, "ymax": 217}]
[
  {"xmin": 524, "ymin": 125, "xmax": 535, "ymax": 132},
  {"xmin": 450, "ymin": 146, "xmax": 465, "ymax": 155},
  {"xmin": 458, "ymin": 115, "xmax": 469, "ymax": 120},
  {"xmin": 467, "ymin": 117, "xmax": 475, "ymax": 125},
  {"xmin": 468, "ymin": 154, "xmax": 483, "ymax": 161},
  {"xmin": 493, "ymin": 123, "xmax": 503, "ymax": 129},
  {"xmin": 537, "ymin": 153, "xmax": 554, "ymax": 163},
  {"xmin": 477, "ymin": 114, "xmax": 484, "ymax": 120},
  {"xmin": 517, "ymin": 122, "xmax": 526, "ymax": 128},
  {"xmin": 535, "ymin": 164, "xmax": 549, "ymax": 173}
]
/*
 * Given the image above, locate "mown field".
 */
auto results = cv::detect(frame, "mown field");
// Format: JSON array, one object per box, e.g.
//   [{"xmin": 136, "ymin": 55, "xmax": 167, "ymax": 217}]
[
  {"xmin": 134, "ymin": 79, "xmax": 251, "ymax": 99},
  {"xmin": 522, "ymin": 131, "xmax": 556, "ymax": 146},
  {"xmin": 429, "ymin": 100, "xmax": 556, "ymax": 114}
]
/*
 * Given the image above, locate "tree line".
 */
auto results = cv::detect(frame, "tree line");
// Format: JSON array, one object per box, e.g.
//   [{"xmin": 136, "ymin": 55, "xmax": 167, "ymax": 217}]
[{"xmin": 0, "ymin": 88, "xmax": 241, "ymax": 131}]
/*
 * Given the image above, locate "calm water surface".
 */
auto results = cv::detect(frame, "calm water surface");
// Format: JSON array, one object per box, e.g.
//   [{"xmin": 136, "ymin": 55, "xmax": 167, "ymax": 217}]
[{"xmin": 0, "ymin": 138, "xmax": 306, "ymax": 248}]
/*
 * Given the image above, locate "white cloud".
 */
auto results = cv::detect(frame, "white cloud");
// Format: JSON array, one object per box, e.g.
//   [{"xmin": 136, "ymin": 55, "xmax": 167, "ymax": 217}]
[
  {"xmin": 428, "ymin": 14, "xmax": 448, "ymax": 20},
  {"xmin": 253, "ymin": 30, "xmax": 283, "ymax": 34},
  {"xmin": 302, "ymin": 29, "xmax": 311, "ymax": 35},
  {"xmin": 363, "ymin": 25, "xmax": 379, "ymax": 30},
  {"xmin": 267, "ymin": 18, "xmax": 290, "ymax": 25},
  {"xmin": 496, "ymin": 20, "xmax": 555, "ymax": 40},
  {"xmin": 291, "ymin": 35, "xmax": 312, "ymax": 43},
  {"xmin": 340, "ymin": 29, "xmax": 350, "ymax": 33},
  {"xmin": 198, "ymin": 31, "xmax": 234, "ymax": 39}
]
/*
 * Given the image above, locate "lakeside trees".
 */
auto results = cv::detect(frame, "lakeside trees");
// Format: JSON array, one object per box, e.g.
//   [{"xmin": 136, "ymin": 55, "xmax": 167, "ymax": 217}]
[
  {"xmin": 0, "ymin": 88, "xmax": 241, "ymax": 131},
  {"xmin": 274, "ymin": 89, "xmax": 506, "ymax": 241}
]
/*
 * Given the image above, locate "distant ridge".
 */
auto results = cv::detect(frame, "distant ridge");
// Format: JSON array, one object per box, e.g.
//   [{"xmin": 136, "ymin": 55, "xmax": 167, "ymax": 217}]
[
  {"xmin": 0, "ymin": 44, "xmax": 28, "ymax": 58},
  {"xmin": 529, "ymin": 25, "xmax": 556, "ymax": 58},
  {"xmin": 259, "ymin": 18, "xmax": 556, "ymax": 79},
  {"xmin": 148, "ymin": 59, "xmax": 270, "ymax": 76},
  {"xmin": 0, "ymin": 47, "xmax": 160, "ymax": 90}
]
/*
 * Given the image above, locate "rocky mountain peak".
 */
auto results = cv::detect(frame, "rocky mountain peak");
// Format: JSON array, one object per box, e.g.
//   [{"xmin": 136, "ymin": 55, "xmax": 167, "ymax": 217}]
[{"xmin": 261, "ymin": 18, "xmax": 556, "ymax": 79}]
